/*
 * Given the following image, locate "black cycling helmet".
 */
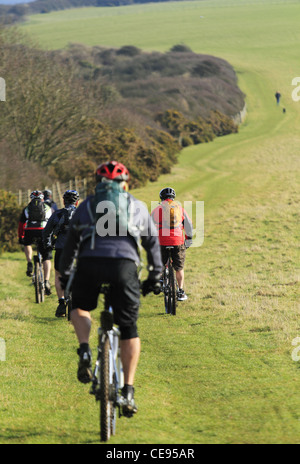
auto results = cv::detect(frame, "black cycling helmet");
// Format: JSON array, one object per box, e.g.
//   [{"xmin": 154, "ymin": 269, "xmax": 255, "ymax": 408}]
[
  {"xmin": 63, "ymin": 190, "xmax": 79, "ymax": 204},
  {"xmin": 43, "ymin": 189, "xmax": 52, "ymax": 200},
  {"xmin": 159, "ymin": 187, "xmax": 176, "ymax": 200}
]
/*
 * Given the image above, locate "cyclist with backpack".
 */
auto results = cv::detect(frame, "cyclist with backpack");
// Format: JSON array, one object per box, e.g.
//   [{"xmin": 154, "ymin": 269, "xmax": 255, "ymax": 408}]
[
  {"xmin": 18, "ymin": 190, "xmax": 53, "ymax": 295},
  {"xmin": 151, "ymin": 187, "xmax": 193, "ymax": 301},
  {"xmin": 43, "ymin": 190, "xmax": 80, "ymax": 317},
  {"xmin": 59, "ymin": 161, "xmax": 162, "ymax": 417}
]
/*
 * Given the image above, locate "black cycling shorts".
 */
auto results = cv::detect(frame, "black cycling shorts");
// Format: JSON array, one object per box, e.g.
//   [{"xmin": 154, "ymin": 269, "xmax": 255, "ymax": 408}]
[
  {"xmin": 71, "ymin": 257, "xmax": 140, "ymax": 332},
  {"xmin": 23, "ymin": 229, "xmax": 52, "ymax": 262},
  {"xmin": 54, "ymin": 248, "xmax": 63, "ymax": 272}
]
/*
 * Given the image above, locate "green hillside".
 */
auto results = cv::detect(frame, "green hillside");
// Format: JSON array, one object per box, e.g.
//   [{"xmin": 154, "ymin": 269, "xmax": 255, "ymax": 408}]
[{"xmin": 1, "ymin": 0, "xmax": 299, "ymax": 444}]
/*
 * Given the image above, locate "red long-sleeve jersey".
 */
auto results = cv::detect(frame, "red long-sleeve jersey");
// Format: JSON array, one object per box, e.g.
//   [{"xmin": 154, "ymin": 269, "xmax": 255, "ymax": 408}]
[{"xmin": 151, "ymin": 199, "xmax": 193, "ymax": 246}]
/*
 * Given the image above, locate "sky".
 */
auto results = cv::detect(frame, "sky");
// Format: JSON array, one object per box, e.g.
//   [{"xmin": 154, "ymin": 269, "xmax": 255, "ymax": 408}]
[{"xmin": 0, "ymin": 0, "xmax": 35, "ymax": 4}]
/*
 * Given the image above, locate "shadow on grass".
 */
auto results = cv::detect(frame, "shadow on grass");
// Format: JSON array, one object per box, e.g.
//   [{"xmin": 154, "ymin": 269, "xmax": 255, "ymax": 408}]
[{"xmin": 0, "ymin": 428, "xmax": 100, "ymax": 444}]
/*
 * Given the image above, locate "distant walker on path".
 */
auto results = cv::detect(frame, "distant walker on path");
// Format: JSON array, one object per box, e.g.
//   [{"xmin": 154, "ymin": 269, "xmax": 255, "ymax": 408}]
[{"xmin": 275, "ymin": 91, "xmax": 281, "ymax": 105}]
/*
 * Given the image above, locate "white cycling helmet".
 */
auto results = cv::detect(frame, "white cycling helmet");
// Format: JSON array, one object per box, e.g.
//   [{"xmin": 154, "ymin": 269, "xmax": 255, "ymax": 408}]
[{"xmin": 30, "ymin": 190, "xmax": 44, "ymax": 200}]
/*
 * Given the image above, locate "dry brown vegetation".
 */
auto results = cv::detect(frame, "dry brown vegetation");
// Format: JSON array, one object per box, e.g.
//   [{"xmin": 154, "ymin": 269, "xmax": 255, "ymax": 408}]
[{"xmin": 0, "ymin": 28, "xmax": 244, "ymax": 193}]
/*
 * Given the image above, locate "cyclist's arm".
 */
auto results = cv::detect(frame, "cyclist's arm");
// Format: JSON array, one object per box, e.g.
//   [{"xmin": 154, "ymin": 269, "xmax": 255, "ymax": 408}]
[
  {"xmin": 182, "ymin": 208, "xmax": 193, "ymax": 241},
  {"xmin": 18, "ymin": 208, "xmax": 27, "ymax": 239},
  {"xmin": 42, "ymin": 213, "xmax": 57, "ymax": 248},
  {"xmin": 59, "ymin": 211, "xmax": 82, "ymax": 277},
  {"xmin": 18, "ymin": 221, "xmax": 26, "ymax": 240},
  {"xmin": 141, "ymin": 213, "xmax": 163, "ymax": 275}
]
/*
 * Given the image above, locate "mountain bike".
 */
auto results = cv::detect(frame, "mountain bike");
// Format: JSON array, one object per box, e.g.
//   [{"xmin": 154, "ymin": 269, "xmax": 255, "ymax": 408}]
[
  {"xmin": 32, "ymin": 248, "xmax": 45, "ymax": 304},
  {"xmin": 162, "ymin": 246, "xmax": 178, "ymax": 315},
  {"xmin": 89, "ymin": 284, "xmax": 124, "ymax": 442}
]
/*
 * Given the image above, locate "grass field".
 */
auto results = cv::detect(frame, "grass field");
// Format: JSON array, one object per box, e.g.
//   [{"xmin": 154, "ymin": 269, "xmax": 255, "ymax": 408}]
[{"xmin": 1, "ymin": 0, "xmax": 299, "ymax": 444}]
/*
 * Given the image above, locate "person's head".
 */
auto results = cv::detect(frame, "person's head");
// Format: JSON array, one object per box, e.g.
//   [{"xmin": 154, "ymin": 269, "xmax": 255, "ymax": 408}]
[
  {"xmin": 63, "ymin": 190, "xmax": 79, "ymax": 206},
  {"xmin": 159, "ymin": 187, "xmax": 176, "ymax": 201},
  {"xmin": 30, "ymin": 190, "xmax": 44, "ymax": 201},
  {"xmin": 43, "ymin": 189, "xmax": 52, "ymax": 201},
  {"xmin": 96, "ymin": 161, "xmax": 130, "ymax": 191}
]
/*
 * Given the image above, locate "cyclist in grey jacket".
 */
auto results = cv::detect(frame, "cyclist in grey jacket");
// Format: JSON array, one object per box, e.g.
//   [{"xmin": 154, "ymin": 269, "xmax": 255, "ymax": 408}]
[
  {"xmin": 43, "ymin": 190, "xmax": 79, "ymax": 317},
  {"xmin": 59, "ymin": 161, "xmax": 162, "ymax": 417}
]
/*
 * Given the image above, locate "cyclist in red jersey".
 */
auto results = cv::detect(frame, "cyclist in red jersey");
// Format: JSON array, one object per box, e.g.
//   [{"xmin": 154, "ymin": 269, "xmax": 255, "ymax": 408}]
[
  {"xmin": 18, "ymin": 190, "xmax": 53, "ymax": 294},
  {"xmin": 151, "ymin": 187, "xmax": 193, "ymax": 301}
]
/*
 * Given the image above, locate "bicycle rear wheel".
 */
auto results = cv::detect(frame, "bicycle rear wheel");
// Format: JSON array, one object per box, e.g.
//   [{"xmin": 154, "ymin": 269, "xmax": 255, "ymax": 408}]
[
  {"xmin": 34, "ymin": 256, "xmax": 44, "ymax": 304},
  {"xmin": 163, "ymin": 266, "xmax": 170, "ymax": 314},
  {"xmin": 39, "ymin": 264, "xmax": 45, "ymax": 303},
  {"xmin": 100, "ymin": 335, "xmax": 114, "ymax": 442},
  {"xmin": 168, "ymin": 264, "xmax": 177, "ymax": 316}
]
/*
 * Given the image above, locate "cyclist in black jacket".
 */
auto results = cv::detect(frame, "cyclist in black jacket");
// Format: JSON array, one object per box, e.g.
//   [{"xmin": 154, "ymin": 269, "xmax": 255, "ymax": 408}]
[
  {"xmin": 59, "ymin": 161, "xmax": 162, "ymax": 417},
  {"xmin": 43, "ymin": 190, "xmax": 79, "ymax": 317}
]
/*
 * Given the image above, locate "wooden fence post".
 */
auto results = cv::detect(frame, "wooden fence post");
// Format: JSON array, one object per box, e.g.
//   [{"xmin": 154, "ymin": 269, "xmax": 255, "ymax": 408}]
[{"xmin": 56, "ymin": 182, "xmax": 63, "ymax": 208}]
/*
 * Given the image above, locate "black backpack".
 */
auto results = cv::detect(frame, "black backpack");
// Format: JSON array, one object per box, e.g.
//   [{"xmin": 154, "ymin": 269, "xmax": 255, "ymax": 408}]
[
  {"xmin": 27, "ymin": 198, "xmax": 46, "ymax": 223},
  {"xmin": 52, "ymin": 207, "xmax": 75, "ymax": 245}
]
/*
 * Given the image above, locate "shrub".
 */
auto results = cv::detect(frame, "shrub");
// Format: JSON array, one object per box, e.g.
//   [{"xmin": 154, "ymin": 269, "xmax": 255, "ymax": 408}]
[
  {"xmin": 192, "ymin": 60, "xmax": 221, "ymax": 78},
  {"xmin": 208, "ymin": 110, "xmax": 238, "ymax": 136},
  {"xmin": 0, "ymin": 190, "xmax": 21, "ymax": 254},
  {"xmin": 169, "ymin": 44, "xmax": 193, "ymax": 53},
  {"xmin": 155, "ymin": 108, "xmax": 237, "ymax": 147},
  {"xmin": 181, "ymin": 135, "xmax": 194, "ymax": 147},
  {"xmin": 116, "ymin": 45, "xmax": 141, "ymax": 57}
]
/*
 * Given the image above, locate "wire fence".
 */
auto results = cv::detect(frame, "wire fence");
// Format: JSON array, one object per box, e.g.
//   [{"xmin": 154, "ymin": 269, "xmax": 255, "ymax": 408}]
[{"xmin": 15, "ymin": 177, "xmax": 89, "ymax": 208}]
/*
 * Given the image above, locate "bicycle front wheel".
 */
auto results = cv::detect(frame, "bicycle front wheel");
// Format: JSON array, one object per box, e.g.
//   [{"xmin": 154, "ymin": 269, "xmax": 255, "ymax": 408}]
[{"xmin": 100, "ymin": 335, "xmax": 114, "ymax": 442}]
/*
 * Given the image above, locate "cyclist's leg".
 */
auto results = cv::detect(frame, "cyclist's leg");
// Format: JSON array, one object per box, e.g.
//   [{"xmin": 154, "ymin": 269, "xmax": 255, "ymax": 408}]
[
  {"xmin": 23, "ymin": 231, "xmax": 34, "ymax": 275},
  {"xmin": 110, "ymin": 260, "xmax": 140, "ymax": 415},
  {"xmin": 54, "ymin": 250, "xmax": 64, "ymax": 298},
  {"xmin": 120, "ymin": 333, "xmax": 141, "ymax": 387},
  {"xmin": 24, "ymin": 245, "xmax": 32, "ymax": 263},
  {"xmin": 176, "ymin": 269, "xmax": 184, "ymax": 289},
  {"xmin": 53, "ymin": 249, "xmax": 66, "ymax": 316},
  {"xmin": 43, "ymin": 260, "xmax": 51, "ymax": 281},
  {"xmin": 172, "ymin": 245, "xmax": 188, "ymax": 300},
  {"xmin": 38, "ymin": 236, "xmax": 52, "ymax": 294},
  {"xmin": 55, "ymin": 270, "xmax": 64, "ymax": 298},
  {"xmin": 70, "ymin": 258, "xmax": 99, "ymax": 344},
  {"xmin": 71, "ymin": 308, "xmax": 92, "ymax": 345},
  {"xmin": 70, "ymin": 258, "xmax": 102, "ymax": 382},
  {"xmin": 120, "ymin": 335, "xmax": 140, "ymax": 415},
  {"xmin": 71, "ymin": 308, "xmax": 93, "ymax": 382}
]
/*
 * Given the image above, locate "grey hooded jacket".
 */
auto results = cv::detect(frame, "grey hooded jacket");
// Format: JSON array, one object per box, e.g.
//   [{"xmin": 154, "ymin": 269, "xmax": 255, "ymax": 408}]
[{"xmin": 59, "ymin": 193, "xmax": 163, "ymax": 278}]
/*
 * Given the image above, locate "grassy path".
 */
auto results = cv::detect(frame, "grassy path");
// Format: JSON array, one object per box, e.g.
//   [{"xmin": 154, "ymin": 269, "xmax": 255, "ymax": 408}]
[{"xmin": 0, "ymin": 0, "xmax": 299, "ymax": 443}]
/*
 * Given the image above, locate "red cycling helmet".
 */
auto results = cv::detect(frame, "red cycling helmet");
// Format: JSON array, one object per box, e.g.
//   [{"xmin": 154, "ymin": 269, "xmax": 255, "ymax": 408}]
[{"xmin": 96, "ymin": 161, "xmax": 130, "ymax": 183}]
